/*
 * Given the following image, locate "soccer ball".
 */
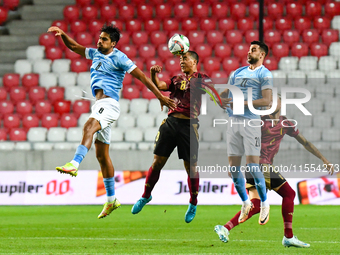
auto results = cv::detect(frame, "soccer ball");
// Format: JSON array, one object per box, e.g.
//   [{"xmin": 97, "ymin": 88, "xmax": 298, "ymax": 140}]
[{"xmin": 168, "ymin": 34, "xmax": 190, "ymax": 55}]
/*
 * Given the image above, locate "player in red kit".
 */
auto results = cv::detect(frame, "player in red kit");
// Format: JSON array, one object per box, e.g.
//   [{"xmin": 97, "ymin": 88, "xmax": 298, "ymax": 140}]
[
  {"xmin": 131, "ymin": 51, "xmax": 217, "ymax": 223},
  {"xmin": 215, "ymin": 94, "xmax": 334, "ymax": 247}
]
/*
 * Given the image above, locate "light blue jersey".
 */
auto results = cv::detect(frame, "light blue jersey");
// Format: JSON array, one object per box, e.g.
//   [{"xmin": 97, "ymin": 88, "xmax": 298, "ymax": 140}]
[
  {"xmin": 85, "ymin": 48, "xmax": 137, "ymax": 101},
  {"xmin": 226, "ymin": 65, "xmax": 273, "ymax": 119}
]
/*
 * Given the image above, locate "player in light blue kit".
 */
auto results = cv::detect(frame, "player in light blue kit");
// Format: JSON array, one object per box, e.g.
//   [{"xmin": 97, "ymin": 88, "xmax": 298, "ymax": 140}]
[
  {"xmin": 216, "ymin": 41, "xmax": 273, "ymax": 234},
  {"xmin": 48, "ymin": 24, "xmax": 175, "ymax": 219}
]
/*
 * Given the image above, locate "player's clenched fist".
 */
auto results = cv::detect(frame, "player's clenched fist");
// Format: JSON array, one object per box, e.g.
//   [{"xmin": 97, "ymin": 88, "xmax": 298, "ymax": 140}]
[
  {"xmin": 47, "ymin": 26, "xmax": 64, "ymax": 37},
  {"xmin": 150, "ymin": 65, "xmax": 162, "ymax": 74}
]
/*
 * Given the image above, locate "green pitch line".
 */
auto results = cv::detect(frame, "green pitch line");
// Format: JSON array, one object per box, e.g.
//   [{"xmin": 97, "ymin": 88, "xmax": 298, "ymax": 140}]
[{"xmin": 0, "ymin": 205, "xmax": 339, "ymax": 254}]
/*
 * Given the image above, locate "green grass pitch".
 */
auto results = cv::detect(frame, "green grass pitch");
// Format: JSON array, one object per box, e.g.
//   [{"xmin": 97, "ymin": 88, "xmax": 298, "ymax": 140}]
[{"xmin": 0, "ymin": 205, "xmax": 339, "ymax": 254}]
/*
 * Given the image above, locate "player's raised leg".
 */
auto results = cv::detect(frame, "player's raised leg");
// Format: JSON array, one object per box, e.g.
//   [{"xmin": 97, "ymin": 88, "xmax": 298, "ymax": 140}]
[{"xmin": 184, "ymin": 161, "xmax": 199, "ymax": 223}]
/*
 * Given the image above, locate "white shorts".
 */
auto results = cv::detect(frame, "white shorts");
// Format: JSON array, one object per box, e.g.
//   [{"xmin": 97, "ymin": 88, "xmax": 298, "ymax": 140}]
[
  {"xmin": 89, "ymin": 98, "xmax": 120, "ymax": 144},
  {"xmin": 226, "ymin": 116, "xmax": 261, "ymax": 156}
]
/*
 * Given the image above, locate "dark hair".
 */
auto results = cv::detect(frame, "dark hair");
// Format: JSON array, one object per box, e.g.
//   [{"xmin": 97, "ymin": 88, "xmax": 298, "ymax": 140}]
[
  {"xmin": 187, "ymin": 50, "xmax": 199, "ymax": 63},
  {"xmin": 251, "ymin": 41, "xmax": 269, "ymax": 57},
  {"xmin": 101, "ymin": 24, "xmax": 121, "ymax": 44}
]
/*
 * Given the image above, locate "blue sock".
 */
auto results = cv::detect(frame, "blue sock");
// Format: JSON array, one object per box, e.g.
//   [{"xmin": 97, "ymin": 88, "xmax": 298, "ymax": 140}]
[
  {"xmin": 103, "ymin": 177, "xmax": 115, "ymax": 196},
  {"xmin": 72, "ymin": 145, "xmax": 88, "ymax": 165},
  {"xmin": 230, "ymin": 166, "xmax": 248, "ymax": 202},
  {"xmin": 248, "ymin": 163, "xmax": 267, "ymax": 202}
]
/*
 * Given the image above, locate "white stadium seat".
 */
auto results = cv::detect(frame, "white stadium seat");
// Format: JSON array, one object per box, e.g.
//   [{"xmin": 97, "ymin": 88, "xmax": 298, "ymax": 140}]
[
  {"xmin": 299, "ymin": 56, "xmax": 317, "ymax": 71},
  {"xmin": 271, "ymin": 70, "xmax": 287, "ymax": 86},
  {"xmin": 125, "ymin": 128, "xmax": 143, "ymax": 142},
  {"xmin": 14, "ymin": 60, "xmax": 32, "ymax": 77},
  {"xmin": 14, "ymin": 142, "xmax": 31, "ymax": 150},
  {"xmin": 54, "ymin": 142, "xmax": 75, "ymax": 150},
  {"xmin": 327, "ymin": 71, "xmax": 340, "ymax": 85},
  {"xmin": 210, "ymin": 142, "xmax": 227, "ymax": 150},
  {"xmin": 26, "ymin": 45, "xmax": 45, "ymax": 61},
  {"xmin": 324, "ymin": 99, "xmax": 340, "ymax": 114},
  {"xmin": 318, "ymin": 56, "xmax": 337, "ymax": 71},
  {"xmin": 322, "ymin": 128, "xmax": 340, "ymax": 141},
  {"xmin": 119, "ymin": 99, "xmax": 130, "ymax": 114},
  {"xmin": 33, "ymin": 59, "xmax": 51, "ymax": 73},
  {"xmin": 129, "ymin": 98, "xmax": 149, "ymax": 114},
  {"xmin": 300, "ymin": 127, "xmax": 322, "ymax": 142},
  {"xmin": 110, "ymin": 142, "xmax": 132, "ymax": 150},
  {"xmin": 78, "ymin": 113, "xmax": 90, "ymax": 126},
  {"xmin": 33, "ymin": 142, "xmax": 53, "ymax": 150},
  {"xmin": 144, "ymin": 127, "xmax": 158, "ymax": 142},
  {"xmin": 199, "ymin": 142, "xmax": 210, "ymax": 150},
  {"xmin": 27, "ymin": 127, "xmax": 48, "ymax": 142},
  {"xmin": 306, "ymin": 70, "xmax": 326, "ymax": 86},
  {"xmin": 279, "ymin": 57, "xmax": 298, "ymax": 71},
  {"xmin": 0, "ymin": 142, "xmax": 15, "ymax": 150},
  {"xmin": 65, "ymin": 86, "xmax": 83, "ymax": 102},
  {"xmin": 138, "ymin": 142, "xmax": 153, "ymax": 150},
  {"xmin": 148, "ymin": 98, "xmax": 165, "ymax": 115},
  {"xmin": 293, "ymin": 114, "xmax": 313, "ymax": 128},
  {"xmin": 66, "ymin": 127, "xmax": 82, "ymax": 142},
  {"xmin": 313, "ymin": 115, "xmax": 332, "ymax": 129},
  {"xmin": 58, "ymin": 72, "xmax": 77, "ymax": 87},
  {"xmin": 155, "ymin": 112, "xmax": 168, "ymax": 126},
  {"xmin": 332, "ymin": 15, "xmax": 340, "ymax": 30},
  {"xmin": 329, "ymin": 42, "xmax": 340, "ymax": 59},
  {"xmin": 110, "ymin": 127, "xmax": 124, "ymax": 142},
  {"xmin": 117, "ymin": 114, "xmax": 135, "ymax": 128},
  {"xmin": 287, "ymin": 70, "xmax": 306, "ymax": 86},
  {"xmin": 202, "ymin": 129, "xmax": 222, "ymax": 142},
  {"xmin": 52, "ymin": 59, "xmax": 71, "ymax": 73},
  {"xmin": 47, "ymin": 127, "xmax": 66, "ymax": 142},
  {"xmin": 136, "ymin": 113, "xmax": 155, "ymax": 128},
  {"xmin": 77, "ymin": 72, "xmax": 91, "ymax": 87},
  {"xmin": 199, "ymin": 114, "xmax": 214, "ymax": 129},
  {"xmin": 315, "ymin": 84, "xmax": 334, "ymax": 100},
  {"xmin": 39, "ymin": 72, "xmax": 58, "ymax": 89},
  {"xmin": 303, "ymin": 98, "xmax": 323, "ymax": 115}
]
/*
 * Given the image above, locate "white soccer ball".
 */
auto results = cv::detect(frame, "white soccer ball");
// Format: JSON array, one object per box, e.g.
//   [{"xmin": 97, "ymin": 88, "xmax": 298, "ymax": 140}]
[{"xmin": 168, "ymin": 34, "xmax": 190, "ymax": 55}]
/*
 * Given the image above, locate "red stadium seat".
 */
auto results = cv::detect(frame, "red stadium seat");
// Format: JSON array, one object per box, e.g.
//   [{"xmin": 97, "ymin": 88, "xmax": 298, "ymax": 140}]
[
  {"xmin": 194, "ymin": 44, "xmax": 213, "ymax": 59},
  {"xmin": 302, "ymin": 29, "xmax": 319, "ymax": 46},
  {"xmin": 206, "ymin": 30, "xmax": 223, "ymax": 47},
  {"xmin": 291, "ymin": 42, "xmax": 309, "ymax": 57},
  {"xmin": 63, "ymin": 5, "xmax": 80, "ymax": 22},
  {"xmin": 41, "ymin": 113, "xmax": 59, "ymax": 129},
  {"xmin": 249, "ymin": 2, "xmax": 259, "ymax": 19},
  {"xmin": 94, "ymin": 0, "xmax": 109, "ymax": 7},
  {"xmin": 155, "ymin": 3, "xmax": 172, "ymax": 19},
  {"xmin": 241, "ymin": 57, "xmax": 249, "ymax": 67},
  {"xmin": 71, "ymin": 59, "xmax": 88, "ymax": 73},
  {"xmin": 264, "ymin": 30, "xmax": 281, "ymax": 48},
  {"xmin": 51, "ymin": 20, "xmax": 68, "ymax": 32},
  {"xmin": 119, "ymin": 31, "xmax": 130, "ymax": 45},
  {"xmin": 29, "ymin": 87, "xmax": 46, "ymax": 104},
  {"xmin": 193, "ymin": 3, "xmax": 209, "ymax": 18},
  {"xmin": 310, "ymin": 42, "xmax": 328, "ymax": 58},
  {"xmin": 325, "ymin": 1, "xmax": 340, "ymax": 18},
  {"xmin": 0, "ymin": 7, "xmax": 8, "ymax": 25},
  {"xmin": 22, "ymin": 73, "xmax": 39, "ymax": 91},
  {"xmin": 3, "ymin": 73, "xmax": 20, "ymax": 91},
  {"xmin": 150, "ymin": 31, "xmax": 167, "ymax": 47},
  {"xmin": 237, "ymin": 18, "xmax": 254, "ymax": 33},
  {"xmin": 188, "ymin": 31, "xmax": 206, "ymax": 47},
  {"xmin": 145, "ymin": 58, "xmax": 163, "ymax": 71},
  {"xmin": 76, "ymin": 32, "xmax": 93, "ymax": 46},
  {"xmin": 173, "ymin": 3, "xmax": 190, "ymax": 19},
  {"xmin": 81, "ymin": 5, "xmax": 98, "ymax": 22},
  {"xmin": 271, "ymin": 43, "xmax": 290, "ymax": 59},
  {"xmin": 45, "ymin": 46, "xmax": 63, "ymax": 60},
  {"xmin": 88, "ymin": 19, "xmax": 104, "ymax": 37},
  {"xmin": 141, "ymin": 87, "xmax": 157, "ymax": 99},
  {"xmin": 210, "ymin": 71, "xmax": 229, "ymax": 84},
  {"xmin": 157, "ymin": 44, "xmax": 174, "ymax": 61},
  {"xmin": 200, "ymin": 18, "xmax": 216, "ymax": 32},
  {"xmin": 226, "ymin": 30, "xmax": 243, "ymax": 46},
  {"xmin": 70, "ymin": 20, "xmax": 87, "ymax": 34},
  {"xmin": 322, "ymin": 29, "xmax": 339, "ymax": 47},
  {"xmin": 131, "ymin": 31, "xmax": 148, "ymax": 46},
  {"xmin": 0, "ymin": 128, "xmax": 6, "ymax": 141},
  {"xmin": 76, "ymin": 0, "xmax": 91, "ymax": 7},
  {"xmin": 122, "ymin": 85, "xmax": 140, "ymax": 99},
  {"xmin": 230, "ymin": 3, "xmax": 246, "ymax": 19},
  {"xmin": 39, "ymin": 33, "xmax": 56, "ymax": 48},
  {"xmin": 211, "ymin": 3, "xmax": 228, "ymax": 19},
  {"xmin": 233, "ymin": 43, "xmax": 249, "ymax": 59},
  {"xmin": 203, "ymin": 57, "xmax": 221, "ymax": 75},
  {"xmin": 283, "ymin": 30, "xmax": 300, "ymax": 46},
  {"xmin": 47, "ymin": 87, "xmax": 65, "ymax": 103},
  {"xmin": 264, "ymin": 57, "xmax": 278, "ymax": 70},
  {"xmin": 60, "ymin": 113, "xmax": 78, "ymax": 128},
  {"xmin": 157, "ymin": 71, "xmax": 171, "ymax": 82},
  {"xmin": 286, "ymin": 2, "xmax": 303, "ymax": 18},
  {"xmin": 267, "ymin": 2, "xmax": 284, "ymax": 18},
  {"xmin": 165, "ymin": 58, "xmax": 181, "ymax": 74},
  {"xmin": 137, "ymin": 4, "xmax": 153, "ymax": 20},
  {"xmin": 9, "ymin": 128, "xmax": 27, "ymax": 141},
  {"xmin": 64, "ymin": 48, "xmax": 81, "ymax": 60},
  {"xmin": 3, "ymin": 113, "xmax": 20, "ymax": 130},
  {"xmin": 22, "ymin": 113, "xmax": 40, "ymax": 129},
  {"xmin": 54, "ymin": 100, "xmax": 71, "ymax": 115},
  {"xmin": 144, "ymin": 20, "xmax": 161, "ymax": 33},
  {"xmin": 182, "ymin": 18, "xmax": 198, "ymax": 32},
  {"xmin": 294, "ymin": 17, "xmax": 312, "ymax": 32},
  {"xmin": 218, "ymin": 18, "xmax": 235, "ymax": 32},
  {"xmin": 139, "ymin": 45, "xmax": 156, "ymax": 59},
  {"xmin": 275, "ymin": 17, "xmax": 293, "ymax": 32},
  {"xmin": 0, "ymin": 87, "xmax": 7, "ymax": 101},
  {"xmin": 108, "ymin": 20, "xmax": 123, "ymax": 31},
  {"xmin": 260, "ymin": 17, "xmax": 274, "ymax": 30},
  {"xmin": 35, "ymin": 100, "xmax": 52, "ymax": 117},
  {"xmin": 16, "ymin": 100, "xmax": 33, "ymax": 117},
  {"xmin": 100, "ymin": 5, "xmax": 116, "ymax": 22},
  {"xmin": 118, "ymin": 45, "xmax": 137, "ymax": 59},
  {"xmin": 3, "ymin": 0, "xmax": 19, "ymax": 11},
  {"xmin": 314, "ymin": 17, "xmax": 331, "ymax": 33},
  {"xmin": 306, "ymin": 1, "xmax": 322, "ymax": 17},
  {"xmin": 126, "ymin": 19, "xmax": 142, "ymax": 33},
  {"xmin": 222, "ymin": 57, "xmax": 241, "ymax": 75},
  {"xmin": 245, "ymin": 30, "xmax": 259, "ymax": 44},
  {"xmin": 118, "ymin": 4, "xmax": 135, "ymax": 20},
  {"xmin": 0, "ymin": 100, "xmax": 14, "ymax": 118},
  {"xmin": 9, "ymin": 87, "xmax": 26, "ymax": 104}
]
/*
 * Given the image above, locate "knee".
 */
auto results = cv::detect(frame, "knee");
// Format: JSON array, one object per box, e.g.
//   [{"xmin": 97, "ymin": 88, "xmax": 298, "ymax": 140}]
[
  {"xmin": 288, "ymin": 186, "xmax": 296, "ymax": 199},
  {"xmin": 96, "ymin": 152, "xmax": 106, "ymax": 164},
  {"xmin": 152, "ymin": 160, "xmax": 164, "ymax": 171}
]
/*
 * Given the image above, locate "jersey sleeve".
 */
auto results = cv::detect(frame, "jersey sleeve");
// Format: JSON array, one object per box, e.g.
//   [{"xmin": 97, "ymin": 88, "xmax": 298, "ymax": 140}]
[
  {"xmin": 261, "ymin": 68, "xmax": 273, "ymax": 90},
  {"xmin": 85, "ymin": 48, "xmax": 96, "ymax": 60},
  {"xmin": 118, "ymin": 53, "xmax": 137, "ymax": 73},
  {"xmin": 164, "ymin": 77, "xmax": 174, "ymax": 91},
  {"xmin": 285, "ymin": 119, "xmax": 300, "ymax": 137}
]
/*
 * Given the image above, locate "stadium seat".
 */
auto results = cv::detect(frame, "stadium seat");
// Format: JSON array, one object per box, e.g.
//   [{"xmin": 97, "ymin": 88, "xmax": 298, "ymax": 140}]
[
  {"xmin": 322, "ymin": 129, "xmax": 340, "ymax": 142},
  {"xmin": 33, "ymin": 59, "xmax": 52, "ymax": 74},
  {"xmin": 139, "ymin": 45, "xmax": 156, "ymax": 59},
  {"xmin": 26, "ymin": 45, "xmax": 45, "ymax": 61},
  {"xmin": 125, "ymin": 128, "xmax": 143, "ymax": 142},
  {"xmin": 279, "ymin": 57, "xmax": 299, "ymax": 71},
  {"xmin": 264, "ymin": 57, "xmax": 278, "ymax": 70},
  {"xmin": 291, "ymin": 43, "xmax": 309, "ymax": 57},
  {"xmin": 325, "ymin": 1, "xmax": 340, "ymax": 18},
  {"xmin": 286, "ymin": 2, "xmax": 303, "ymax": 18},
  {"xmin": 0, "ymin": 7, "xmax": 8, "ymax": 25},
  {"xmin": 118, "ymin": 45, "xmax": 137, "ymax": 59},
  {"xmin": 237, "ymin": 18, "xmax": 254, "ymax": 33},
  {"xmin": 222, "ymin": 57, "xmax": 241, "ymax": 75},
  {"xmin": 260, "ymin": 17, "xmax": 274, "ymax": 30},
  {"xmin": 245, "ymin": 30, "xmax": 259, "ymax": 44},
  {"xmin": 314, "ymin": 17, "xmax": 331, "ymax": 33},
  {"xmin": 0, "ymin": 87, "xmax": 7, "ymax": 101},
  {"xmin": 192, "ymin": 2, "xmax": 209, "ymax": 18},
  {"xmin": 203, "ymin": 57, "xmax": 221, "ymax": 75},
  {"xmin": 52, "ymin": 60, "xmax": 71, "ymax": 75},
  {"xmin": 39, "ymin": 33, "xmax": 56, "ymax": 48},
  {"xmin": 302, "ymin": 29, "xmax": 319, "ymax": 46},
  {"xmin": 203, "ymin": 129, "xmax": 221, "ymax": 142},
  {"xmin": 63, "ymin": 5, "xmax": 80, "ymax": 22},
  {"xmin": 9, "ymin": 87, "xmax": 26, "ymax": 104},
  {"xmin": 206, "ymin": 31, "xmax": 223, "ymax": 47},
  {"xmin": 117, "ymin": 114, "xmax": 135, "ymax": 128},
  {"xmin": 27, "ymin": 127, "xmax": 47, "ymax": 142},
  {"xmin": 76, "ymin": 0, "xmax": 91, "ymax": 7},
  {"xmin": 0, "ymin": 100, "xmax": 14, "ymax": 118},
  {"xmin": 76, "ymin": 72, "xmax": 90, "ymax": 88},
  {"xmin": 230, "ymin": 3, "xmax": 246, "ymax": 19},
  {"xmin": 188, "ymin": 31, "xmax": 205, "ymax": 47},
  {"xmin": 306, "ymin": 70, "xmax": 326, "ymax": 86},
  {"xmin": 173, "ymin": 3, "xmax": 190, "ymax": 19},
  {"xmin": 54, "ymin": 100, "xmax": 71, "ymax": 115},
  {"xmin": 200, "ymin": 18, "xmax": 216, "ymax": 32},
  {"xmin": 322, "ymin": 29, "xmax": 339, "ymax": 47},
  {"xmin": 70, "ymin": 20, "xmax": 87, "ymax": 34},
  {"xmin": 282, "ymin": 30, "xmax": 300, "ymax": 46},
  {"xmin": 3, "ymin": 0, "xmax": 19, "ymax": 11},
  {"xmin": 41, "ymin": 113, "xmax": 59, "ymax": 129},
  {"xmin": 218, "ymin": 18, "xmax": 235, "ymax": 32},
  {"xmin": 130, "ymin": 98, "xmax": 149, "ymax": 115},
  {"xmin": 303, "ymin": 98, "xmax": 323, "ymax": 115},
  {"xmin": 194, "ymin": 44, "xmax": 213, "ymax": 59},
  {"xmin": 118, "ymin": 4, "xmax": 135, "ymax": 20},
  {"xmin": 267, "ymin": 2, "xmax": 284, "ymax": 18},
  {"xmin": 145, "ymin": 57, "xmax": 163, "ymax": 71},
  {"xmin": 249, "ymin": 2, "xmax": 259, "ymax": 19},
  {"xmin": 28, "ymin": 87, "xmax": 46, "ymax": 104},
  {"xmin": 14, "ymin": 60, "xmax": 32, "ymax": 77},
  {"xmin": 126, "ymin": 19, "xmax": 142, "ymax": 33},
  {"xmin": 313, "ymin": 115, "xmax": 332, "ymax": 129},
  {"xmin": 182, "ymin": 18, "xmax": 198, "ymax": 32},
  {"xmin": 144, "ymin": 127, "xmax": 158, "ymax": 142},
  {"xmin": 9, "ymin": 128, "xmax": 27, "ymax": 141},
  {"xmin": 72, "ymin": 100, "xmax": 90, "ymax": 117},
  {"xmin": 119, "ymin": 31, "xmax": 130, "ymax": 45},
  {"xmin": 144, "ymin": 20, "xmax": 161, "ymax": 33},
  {"xmin": 3, "ymin": 73, "xmax": 20, "ymax": 91},
  {"xmin": 3, "ymin": 113, "xmax": 20, "ymax": 130},
  {"xmin": 157, "ymin": 71, "xmax": 171, "ymax": 83},
  {"xmin": 47, "ymin": 127, "xmax": 66, "ymax": 142},
  {"xmin": 81, "ymin": 5, "xmax": 98, "ymax": 22},
  {"xmin": 94, "ymin": 0, "xmax": 109, "ymax": 7},
  {"xmin": 299, "ymin": 127, "xmax": 321, "ymax": 142},
  {"xmin": 60, "ymin": 113, "xmax": 78, "ymax": 128},
  {"xmin": 264, "ymin": 30, "xmax": 281, "ymax": 48},
  {"xmin": 131, "ymin": 58, "xmax": 144, "ymax": 73},
  {"xmin": 137, "ymin": 4, "xmax": 153, "ymax": 20},
  {"xmin": 150, "ymin": 31, "xmax": 167, "ymax": 47},
  {"xmin": 64, "ymin": 48, "xmax": 81, "ymax": 60},
  {"xmin": 147, "ymin": 98, "xmax": 161, "ymax": 115},
  {"xmin": 136, "ymin": 113, "xmax": 155, "ymax": 128},
  {"xmin": 165, "ymin": 58, "xmax": 181, "ymax": 74},
  {"xmin": 78, "ymin": 112, "xmax": 90, "ymax": 126},
  {"xmin": 76, "ymin": 32, "xmax": 93, "ymax": 46},
  {"xmin": 22, "ymin": 73, "xmax": 39, "ymax": 91},
  {"xmin": 225, "ymin": 30, "xmax": 243, "ymax": 45},
  {"xmin": 35, "ymin": 100, "xmax": 52, "ymax": 117},
  {"xmin": 318, "ymin": 56, "xmax": 337, "ymax": 71},
  {"xmin": 45, "ymin": 46, "xmax": 63, "ymax": 61},
  {"xmin": 100, "ymin": 5, "xmax": 116, "ymax": 22},
  {"xmin": 109, "ymin": 127, "xmax": 124, "ymax": 142},
  {"xmin": 65, "ymin": 86, "xmax": 83, "ymax": 101},
  {"xmin": 275, "ymin": 17, "xmax": 292, "ymax": 32},
  {"xmin": 66, "ymin": 127, "xmax": 82, "ymax": 142},
  {"xmin": 324, "ymin": 99, "xmax": 340, "ymax": 114},
  {"xmin": 210, "ymin": 71, "xmax": 229, "ymax": 84},
  {"xmin": 39, "ymin": 73, "xmax": 57, "ymax": 89},
  {"xmin": 294, "ymin": 17, "xmax": 312, "ymax": 32},
  {"xmin": 233, "ymin": 43, "xmax": 249, "ymax": 59},
  {"xmin": 214, "ymin": 43, "xmax": 231, "ymax": 58},
  {"xmin": 22, "ymin": 113, "xmax": 40, "ymax": 130},
  {"xmin": 329, "ymin": 42, "xmax": 340, "ymax": 59},
  {"xmin": 122, "ymin": 85, "xmax": 140, "ymax": 99},
  {"xmin": 141, "ymin": 87, "xmax": 157, "ymax": 100},
  {"xmin": 306, "ymin": 1, "xmax": 322, "ymax": 17},
  {"xmin": 47, "ymin": 87, "xmax": 65, "ymax": 103},
  {"xmin": 0, "ymin": 128, "xmax": 7, "ymax": 141},
  {"xmin": 155, "ymin": 3, "xmax": 172, "ymax": 18},
  {"xmin": 299, "ymin": 56, "xmax": 318, "ymax": 71},
  {"xmin": 310, "ymin": 42, "xmax": 328, "ymax": 58},
  {"xmin": 71, "ymin": 59, "xmax": 88, "ymax": 73},
  {"xmin": 157, "ymin": 44, "xmax": 173, "ymax": 61},
  {"xmin": 211, "ymin": 3, "xmax": 228, "ymax": 19},
  {"xmin": 51, "ymin": 20, "xmax": 68, "ymax": 32}
]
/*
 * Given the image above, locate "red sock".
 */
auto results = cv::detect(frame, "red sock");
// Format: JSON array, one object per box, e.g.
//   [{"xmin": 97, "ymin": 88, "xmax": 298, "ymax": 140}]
[
  {"xmin": 224, "ymin": 198, "xmax": 261, "ymax": 231},
  {"xmin": 142, "ymin": 166, "xmax": 160, "ymax": 199},
  {"xmin": 276, "ymin": 182, "xmax": 295, "ymax": 238},
  {"xmin": 187, "ymin": 175, "xmax": 199, "ymax": 205}
]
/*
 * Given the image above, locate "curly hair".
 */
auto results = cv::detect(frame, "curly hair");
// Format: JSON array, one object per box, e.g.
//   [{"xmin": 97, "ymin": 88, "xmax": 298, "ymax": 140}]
[{"xmin": 101, "ymin": 24, "xmax": 121, "ymax": 44}]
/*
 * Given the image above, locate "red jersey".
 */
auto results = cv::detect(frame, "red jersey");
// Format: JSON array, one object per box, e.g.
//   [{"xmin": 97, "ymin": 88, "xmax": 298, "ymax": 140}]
[
  {"xmin": 260, "ymin": 115, "xmax": 299, "ymax": 165},
  {"xmin": 165, "ymin": 72, "xmax": 209, "ymax": 119}
]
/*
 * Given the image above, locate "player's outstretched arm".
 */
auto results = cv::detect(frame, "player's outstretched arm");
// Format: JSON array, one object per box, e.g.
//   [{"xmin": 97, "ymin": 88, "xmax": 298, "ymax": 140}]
[
  {"xmin": 247, "ymin": 88, "xmax": 272, "ymax": 108},
  {"xmin": 47, "ymin": 26, "xmax": 86, "ymax": 57},
  {"xmin": 295, "ymin": 133, "xmax": 334, "ymax": 175},
  {"xmin": 150, "ymin": 65, "xmax": 168, "ymax": 91},
  {"xmin": 130, "ymin": 67, "xmax": 175, "ymax": 111}
]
